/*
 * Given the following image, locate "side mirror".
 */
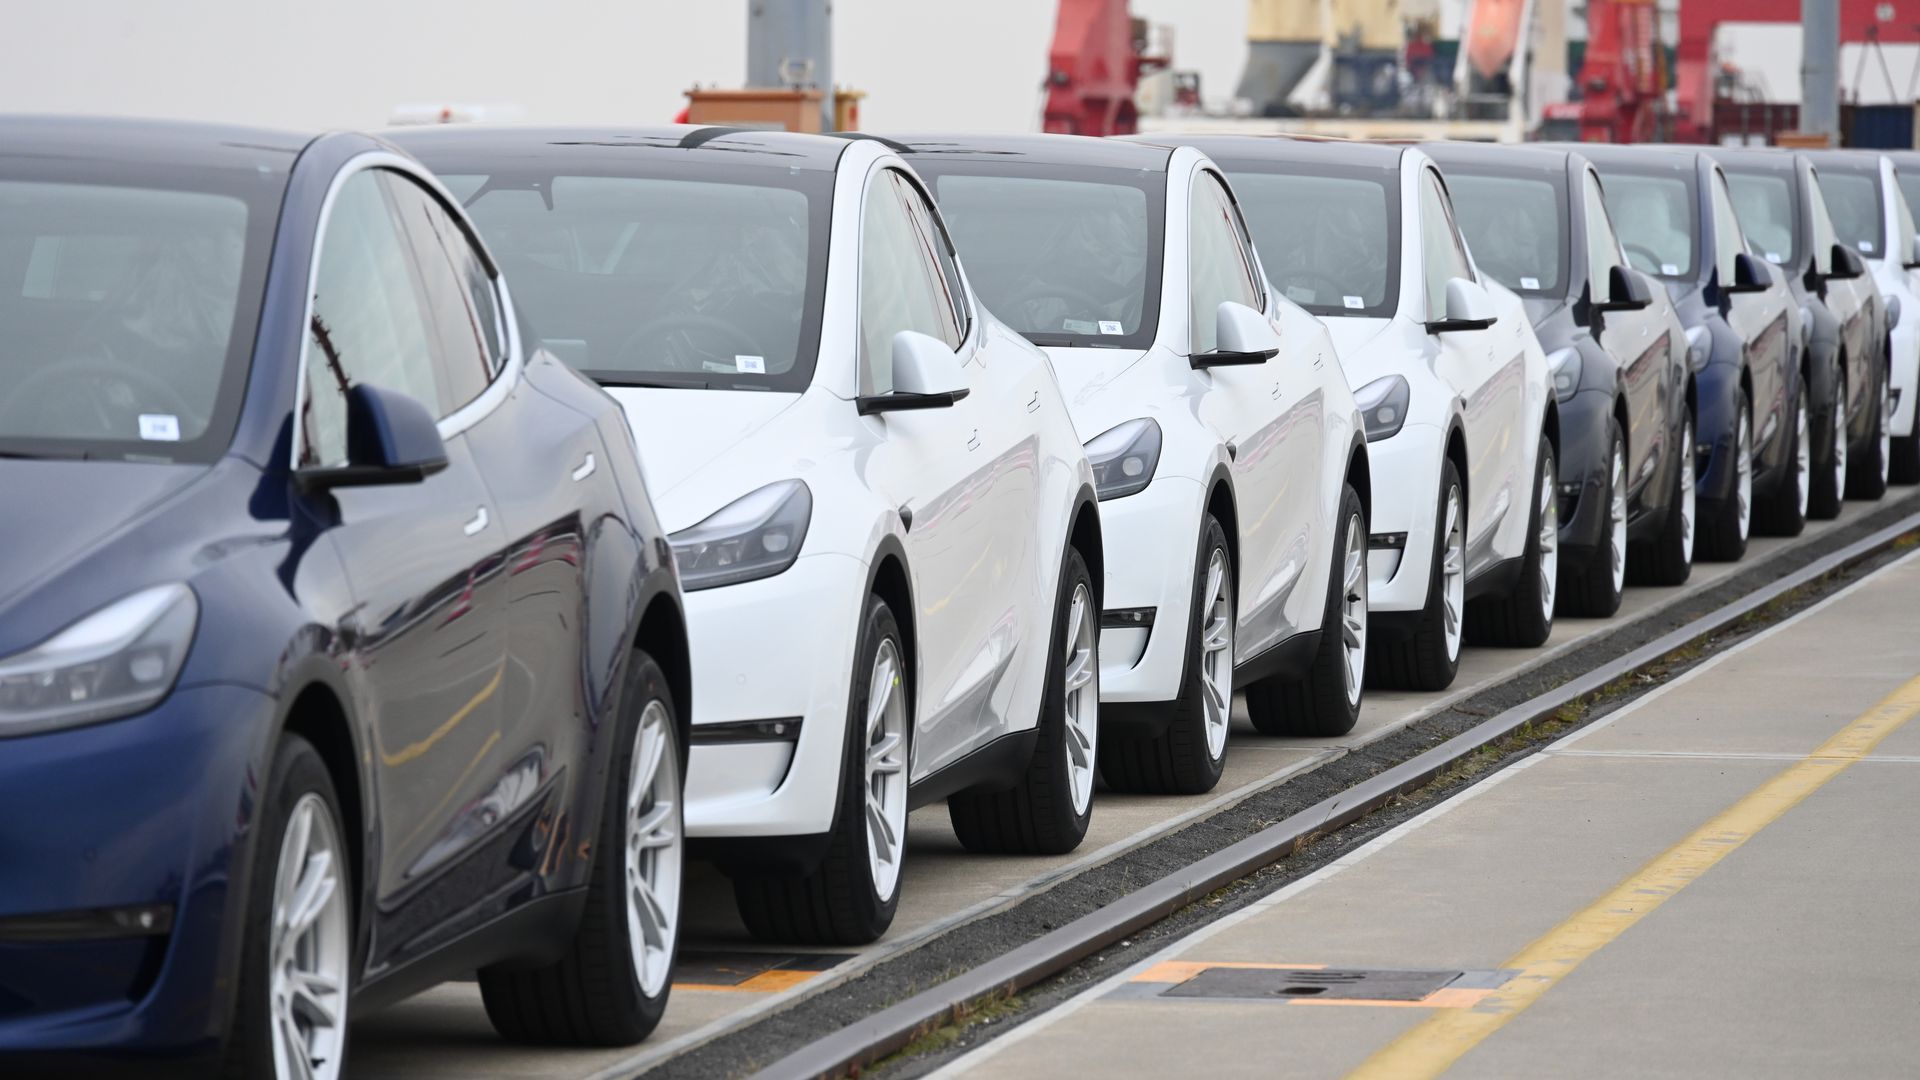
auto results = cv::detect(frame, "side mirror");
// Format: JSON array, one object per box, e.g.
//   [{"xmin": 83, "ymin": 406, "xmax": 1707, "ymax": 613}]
[
  {"xmin": 1727, "ymin": 251, "xmax": 1773, "ymax": 293},
  {"xmin": 857, "ymin": 331, "xmax": 971, "ymax": 415},
  {"xmin": 1595, "ymin": 264, "xmax": 1653, "ymax": 312},
  {"xmin": 1828, "ymin": 243, "xmax": 1867, "ymax": 280},
  {"xmin": 1191, "ymin": 301, "xmax": 1280, "ymax": 368},
  {"xmin": 298, "ymin": 384, "xmax": 449, "ymax": 490},
  {"xmin": 1426, "ymin": 277, "xmax": 1498, "ymax": 333}
]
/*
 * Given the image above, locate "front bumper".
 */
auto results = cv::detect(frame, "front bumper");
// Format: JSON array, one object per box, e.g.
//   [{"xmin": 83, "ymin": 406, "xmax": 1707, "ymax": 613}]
[
  {"xmin": 1554, "ymin": 390, "xmax": 1614, "ymax": 569},
  {"xmin": 682, "ymin": 552, "xmax": 867, "ymax": 840},
  {"xmin": 0, "ymin": 684, "xmax": 272, "ymax": 1070},
  {"xmin": 1364, "ymin": 425, "xmax": 1445, "ymax": 614},
  {"xmin": 1095, "ymin": 476, "xmax": 1204, "ymax": 706},
  {"xmin": 1694, "ymin": 363, "xmax": 1746, "ymax": 518},
  {"xmin": 1891, "ymin": 312, "xmax": 1919, "ymax": 438}
]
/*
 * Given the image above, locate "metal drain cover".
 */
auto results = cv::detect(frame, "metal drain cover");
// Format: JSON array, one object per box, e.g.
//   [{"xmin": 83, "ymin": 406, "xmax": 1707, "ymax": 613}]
[{"xmin": 1163, "ymin": 967, "xmax": 1464, "ymax": 1002}]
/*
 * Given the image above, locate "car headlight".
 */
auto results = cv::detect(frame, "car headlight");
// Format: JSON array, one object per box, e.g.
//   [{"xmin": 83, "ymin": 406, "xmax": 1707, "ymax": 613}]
[
  {"xmin": 669, "ymin": 480, "xmax": 812, "ymax": 591},
  {"xmin": 1086, "ymin": 418, "xmax": 1162, "ymax": 500},
  {"xmin": 0, "ymin": 583, "xmax": 199, "ymax": 736},
  {"xmin": 1889, "ymin": 294, "xmax": 1903, "ymax": 329},
  {"xmin": 1354, "ymin": 374, "xmax": 1411, "ymax": 442},
  {"xmin": 1545, "ymin": 347, "xmax": 1582, "ymax": 402},
  {"xmin": 1685, "ymin": 324, "xmax": 1711, "ymax": 371}
]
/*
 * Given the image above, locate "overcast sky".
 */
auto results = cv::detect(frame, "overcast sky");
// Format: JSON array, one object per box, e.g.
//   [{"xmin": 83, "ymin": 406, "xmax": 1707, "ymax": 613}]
[{"xmin": 3, "ymin": 1, "xmax": 1254, "ymax": 133}]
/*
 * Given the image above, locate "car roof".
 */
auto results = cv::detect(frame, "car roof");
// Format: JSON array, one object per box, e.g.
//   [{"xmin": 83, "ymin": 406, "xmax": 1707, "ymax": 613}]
[
  {"xmin": 871, "ymin": 132, "xmax": 1174, "ymax": 169},
  {"xmin": 1423, "ymin": 141, "xmax": 1577, "ymax": 172},
  {"xmin": 0, "ymin": 114, "xmax": 312, "ymax": 168},
  {"xmin": 1803, "ymin": 148, "xmax": 1886, "ymax": 175},
  {"xmin": 1129, "ymin": 133, "xmax": 1403, "ymax": 171},
  {"xmin": 385, "ymin": 124, "xmax": 849, "ymax": 172},
  {"xmin": 1703, "ymin": 145, "xmax": 1799, "ymax": 175}
]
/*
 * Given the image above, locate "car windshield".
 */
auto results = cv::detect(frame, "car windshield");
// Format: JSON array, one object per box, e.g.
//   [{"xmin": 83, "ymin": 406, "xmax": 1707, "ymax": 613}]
[
  {"xmin": 917, "ymin": 163, "xmax": 1164, "ymax": 350},
  {"xmin": 1600, "ymin": 172, "xmax": 1697, "ymax": 279},
  {"xmin": 0, "ymin": 169, "xmax": 276, "ymax": 463},
  {"xmin": 1724, "ymin": 170, "xmax": 1797, "ymax": 267},
  {"xmin": 1446, "ymin": 171, "xmax": 1566, "ymax": 297},
  {"xmin": 1821, "ymin": 170, "xmax": 1885, "ymax": 257},
  {"xmin": 1223, "ymin": 167, "xmax": 1399, "ymax": 317},
  {"xmin": 439, "ymin": 166, "xmax": 832, "ymax": 391},
  {"xmin": 1898, "ymin": 170, "xmax": 1920, "ymax": 244}
]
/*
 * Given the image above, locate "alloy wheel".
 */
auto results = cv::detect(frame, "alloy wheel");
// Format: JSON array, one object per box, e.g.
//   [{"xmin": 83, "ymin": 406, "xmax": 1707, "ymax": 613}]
[
  {"xmin": 1440, "ymin": 486, "xmax": 1465, "ymax": 663},
  {"xmin": 1537, "ymin": 449, "xmax": 1560, "ymax": 622},
  {"xmin": 1198, "ymin": 548, "xmax": 1234, "ymax": 762},
  {"xmin": 863, "ymin": 639, "xmax": 909, "ymax": 903},
  {"xmin": 1832, "ymin": 391, "xmax": 1848, "ymax": 498},
  {"xmin": 625, "ymin": 699, "xmax": 681, "ymax": 998},
  {"xmin": 1880, "ymin": 382, "xmax": 1893, "ymax": 483},
  {"xmin": 1340, "ymin": 512, "xmax": 1369, "ymax": 709},
  {"xmin": 1062, "ymin": 582, "xmax": 1099, "ymax": 816},
  {"xmin": 1607, "ymin": 441, "xmax": 1627, "ymax": 595},
  {"xmin": 1735, "ymin": 408, "xmax": 1753, "ymax": 541},
  {"xmin": 1680, "ymin": 419, "xmax": 1697, "ymax": 564},
  {"xmin": 1793, "ymin": 394, "xmax": 1810, "ymax": 519},
  {"xmin": 269, "ymin": 794, "xmax": 350, "ymax": 1080}
]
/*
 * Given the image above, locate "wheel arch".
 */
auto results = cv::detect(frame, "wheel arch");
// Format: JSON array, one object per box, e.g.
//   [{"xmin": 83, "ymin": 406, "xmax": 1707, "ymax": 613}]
[
  {"xmin": 275, "ymin": 677, "xmax": 365, "ymax": 924},
  {"xmin": 1445, "ymin": 420, "xmax": 1470, "ymax": 509},
  {"xmin": 1068, "ymin": 483, "xmax": 1105, "ymax": 612},
  {"xmin": 866, "ymin": 534, "xmax": 918, "ymax": 709},
  {"xmin": 632, "ymin": 589, "xmax": 693, "ymax": 759},
  {"xmin": 1203, "ymin": 463, "xmax": 1239, "ymax": 605},
  {"xmin": 1344, "ymin": 434, "xmax": 1372, "ymax": 527}
]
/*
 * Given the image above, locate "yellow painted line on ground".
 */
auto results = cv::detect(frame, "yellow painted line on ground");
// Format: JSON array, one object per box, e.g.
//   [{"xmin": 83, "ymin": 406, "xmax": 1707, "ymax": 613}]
[
  {"xmin": 1347, "ymin": 672, "xmax": 1920, "ymax": 1080},
  {"xmin": 677, "ymin": 969, "xmax": 821, "ymax": 994}
]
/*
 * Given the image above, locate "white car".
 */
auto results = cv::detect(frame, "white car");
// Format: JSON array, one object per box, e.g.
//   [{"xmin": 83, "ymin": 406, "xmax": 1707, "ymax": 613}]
[
  {"xmin": 1177, "ymin": 136, "xmax": 1557, "ymax": 691},
  {"xmin": 1812, "ymin": 150, "xmax": 1920, "ymax": 483},
  {"xmin": 900, "ymin": 134, "xmax": 1371, "ymax": 794},
  {"xmin": 396, "ymin": 125, "xmax": 1105, "ymax": 945}
]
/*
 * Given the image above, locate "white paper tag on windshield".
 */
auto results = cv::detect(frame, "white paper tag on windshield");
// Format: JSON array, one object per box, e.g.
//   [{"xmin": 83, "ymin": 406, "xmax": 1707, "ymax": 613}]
[
  {"xmin": 1285, "ymin": 285, "xmax": 1316, "ymax": 303},
  {"xmin": 1766, "ymin": 251, "xmax": 1783, "ymax": 264},
  {"xmin": 1062, "ymin": 318, "xmax": 1097, "ymax": 334},
  {"xmin": 1343, "ymin": 295, "xmax": 1365, "ymax": 309},
  {"xmin": 1860, "ymin": 240, "xmax": 1876, "ymax": 253},
  {"xmin": 734, "ymin": 355, "xmax": 766, "ymax": 374},
  {"xmin": 138, "ymin": 414, "xmax": 180, "ymax": 442},
  {"xmin": 1661, "ymin": 263, "xmax": 1680, "ymax": 275},
  {"xmin": 1098, "ymin": 320, "xmax": 1123, "ymax": 335},
  {"xmin": 1520, "ymin": 276, "xmax": 1540, "ymax": 290}
]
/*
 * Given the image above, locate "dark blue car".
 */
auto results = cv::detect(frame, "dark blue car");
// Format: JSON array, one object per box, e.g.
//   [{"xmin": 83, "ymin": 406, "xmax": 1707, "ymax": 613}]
[{"xmin": 0, "ymin": 117, "xmax": 691, "ymax": 1078}]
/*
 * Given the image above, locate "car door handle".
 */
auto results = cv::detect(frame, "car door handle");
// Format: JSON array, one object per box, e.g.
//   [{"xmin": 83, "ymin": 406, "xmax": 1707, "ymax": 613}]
[
  {"xmin": 967, "ymin": 429, "xmax": 981, "ymax": 451},
  {"xmin": 463, "ymin": 507, "xmax": 489, "ymax": 536},
  {"xmin": 571, "ymin": 452, "xmax": 596, "ymax": 482},
  {"xmin": 1027, "ymin": 390, "xmax": 1041, "ymax": 413}
]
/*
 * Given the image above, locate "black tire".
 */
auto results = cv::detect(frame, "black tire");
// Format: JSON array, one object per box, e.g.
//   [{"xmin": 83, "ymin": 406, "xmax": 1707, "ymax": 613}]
[
  {"xmin": 1561, "ymin": 420, "xmax": 1626, "ymax": 618},
  {"xmin": 482, "ymin": 652, "xmax": 682, "ymax": 1044},
  {"xmin": 222, "ymin": 735, "xmax": 351, "ymax": 1080},
  {"xmin": 1755, "ymin": 373, "xmax": 1809, "ymax": 537},
  {"xmin": 1468, "ymin": 434, "xmax": 1557, "ymax": 648},
  {"xmin": 1367, "ymin": 461, "xmax": 1463, "ymax": 692},
  {"xmin": 1247, "ymin": 483, "xmax": 1366, "ymax": 737},
  {"xmin": 1697, "ymin": 394, "xmax": 1752, "ymax": 562},
  {"xmin": 1811, "ymin": 371, "xmax": 1847, "ymax": 518},
  {"xmin": 734, "ymin": 598, "xmax": 904, "ymax": 945},
  {"xmin": 1892, "ymin": 433, "xmax": 1920, "ymax": 484},
  {"xmin": 1628, "ymin": 414, "xmax": 1695, "ymax": 588},
  {"xmin": 1099, "ymin": 516, "xmax": 1230, "ymax": 795},
  {"xmin": 1848, "ymin": 368, "xmax": 1889, "ymax": 500},
  {"xmin": 950, "ymin": 545, "xmax": 1097, "ymax": 856}
]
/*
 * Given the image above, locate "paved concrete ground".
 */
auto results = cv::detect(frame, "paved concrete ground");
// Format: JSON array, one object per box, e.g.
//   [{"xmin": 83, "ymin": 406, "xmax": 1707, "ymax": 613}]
[
  {"xmin": 937, "ymin": 549, "xmax": 1920, "ymax": 1080},
  {"xmin": 345, "ymin": 497, "xmax": 1908, "ymax": 1079}
]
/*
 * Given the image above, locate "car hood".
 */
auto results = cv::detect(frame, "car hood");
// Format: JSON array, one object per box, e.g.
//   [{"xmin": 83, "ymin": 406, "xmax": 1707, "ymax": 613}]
[
  {"xmin": 1037, "ymin": 346, "xmax": 1153, "ymax": 408},
  {"xmin": 1525, "ymin": 298, "xmax": 1577, "ymax": 351},
  {"xmin": 1523, "ymin": 296, "xmax": 1570, "ymax": 330},
  {"xmin": 1319, "ymin": 315, "xmax": 1394, "ymax": 361},
  {"xmin": 0, "ymin": 458, "xmax": 209, "ymax": 619},
  {"xmin": 603, "ymin": 387, "xmax": 804, "ymax": 504}
]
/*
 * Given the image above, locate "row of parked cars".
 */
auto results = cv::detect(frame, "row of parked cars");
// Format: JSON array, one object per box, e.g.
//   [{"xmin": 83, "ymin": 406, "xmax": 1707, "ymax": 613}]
[{"xmin": 3, "ymin": 114, "xmax": 1915, "ymax": 1078}]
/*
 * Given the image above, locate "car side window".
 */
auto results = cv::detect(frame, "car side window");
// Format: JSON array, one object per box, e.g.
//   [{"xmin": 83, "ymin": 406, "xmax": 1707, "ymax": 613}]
[
  {"xmin": 1582, "ymin": 173, "xmax": 1623, "ymax": 303},
  {"xmin": 1188, "ymin": 170, "xmax": 1261, "ymax": 353},
  {"xmin": 1419, "ymin": 170, "xmax": 1473, "ymax": 318},
  {"xmin": 383, "ymin": 172, "xmax": 504, "ymax": 412},
  {"xmin": 1809, "ymin": 170, "xmax": 1838, "ymax": 276},
  {"xmin": 1894, "ymin": 178, "xmax": 1918, "ymax": 264},
  {"xmin": 860, "ymin": 168, "xmax": 961, "ymax": 394},
  {"xmin": 894, "ymin": 171, "xmax": 971, "ymax": 346},
  {"xmin": 299, "ymin": 170, "xmax": 444, "ymax": 468},
  {"xmin": 1709, "ymin": 172, "xmax": 1744, "ymax": 284}
]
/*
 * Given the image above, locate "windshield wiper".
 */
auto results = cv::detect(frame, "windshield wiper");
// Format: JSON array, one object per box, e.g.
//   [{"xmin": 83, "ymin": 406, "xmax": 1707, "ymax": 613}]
[{"xmin": 585, "ymin": 371, "xmax": 714, "ymax": 390}]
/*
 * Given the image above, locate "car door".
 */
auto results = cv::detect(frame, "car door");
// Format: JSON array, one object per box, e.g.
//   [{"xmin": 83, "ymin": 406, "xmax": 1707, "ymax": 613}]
[
  {"xmin": 382, "ymin": 170, "xmax": 613, "ymax": 907},
  {"xmin": 857, "ymin": 165, "xmax": 1015, "ymax": 778},
  {"xmin": 1712, "ymin": 168, "xmax": 1791, "ymax": 455},
  {"xmin": 1189, "ymin": 166, "xmax": 1321, "ymax": 655},
  {"xmin": 1582, "ymin": 168, "xmax": 1670, "ymax": 502},
  {"xmin": 1807, "ymin": 164, "xmax": 1875, "ymax": 422},
  {"xmin": 1420, "ymin": 167, "xmax": 1521, "ymax": 573},
  {"xmin": 296, "ymin": 167, "xmax": 512, "ymax": 975}
]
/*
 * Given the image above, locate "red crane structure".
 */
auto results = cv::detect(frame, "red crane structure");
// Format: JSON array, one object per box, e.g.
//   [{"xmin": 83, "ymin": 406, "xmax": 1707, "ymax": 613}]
[
  {"xmin": 1567, "ymin": 0, "xmax": 1666, "ymax": 143},
  {"xmin": 1674, "ymin": 0, "xmax": 1920, "ymax": 143},
  {"xmin": 1042, "ymin": 0, "xmax": 1165, "ymax": 137}
]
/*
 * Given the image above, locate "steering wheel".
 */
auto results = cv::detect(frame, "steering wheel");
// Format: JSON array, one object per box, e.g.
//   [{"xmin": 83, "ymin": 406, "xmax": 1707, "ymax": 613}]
[
  {"xmin": 1623, "ymin": 243, "xmax": 1665, "ymax": 273},
  {"xmin": 0, "ymin": 356, "xmax": 199, "ymax": 440},
  {"xmin": 615, "ymin": 313, "xmax": 769, "ymax": 374}
]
